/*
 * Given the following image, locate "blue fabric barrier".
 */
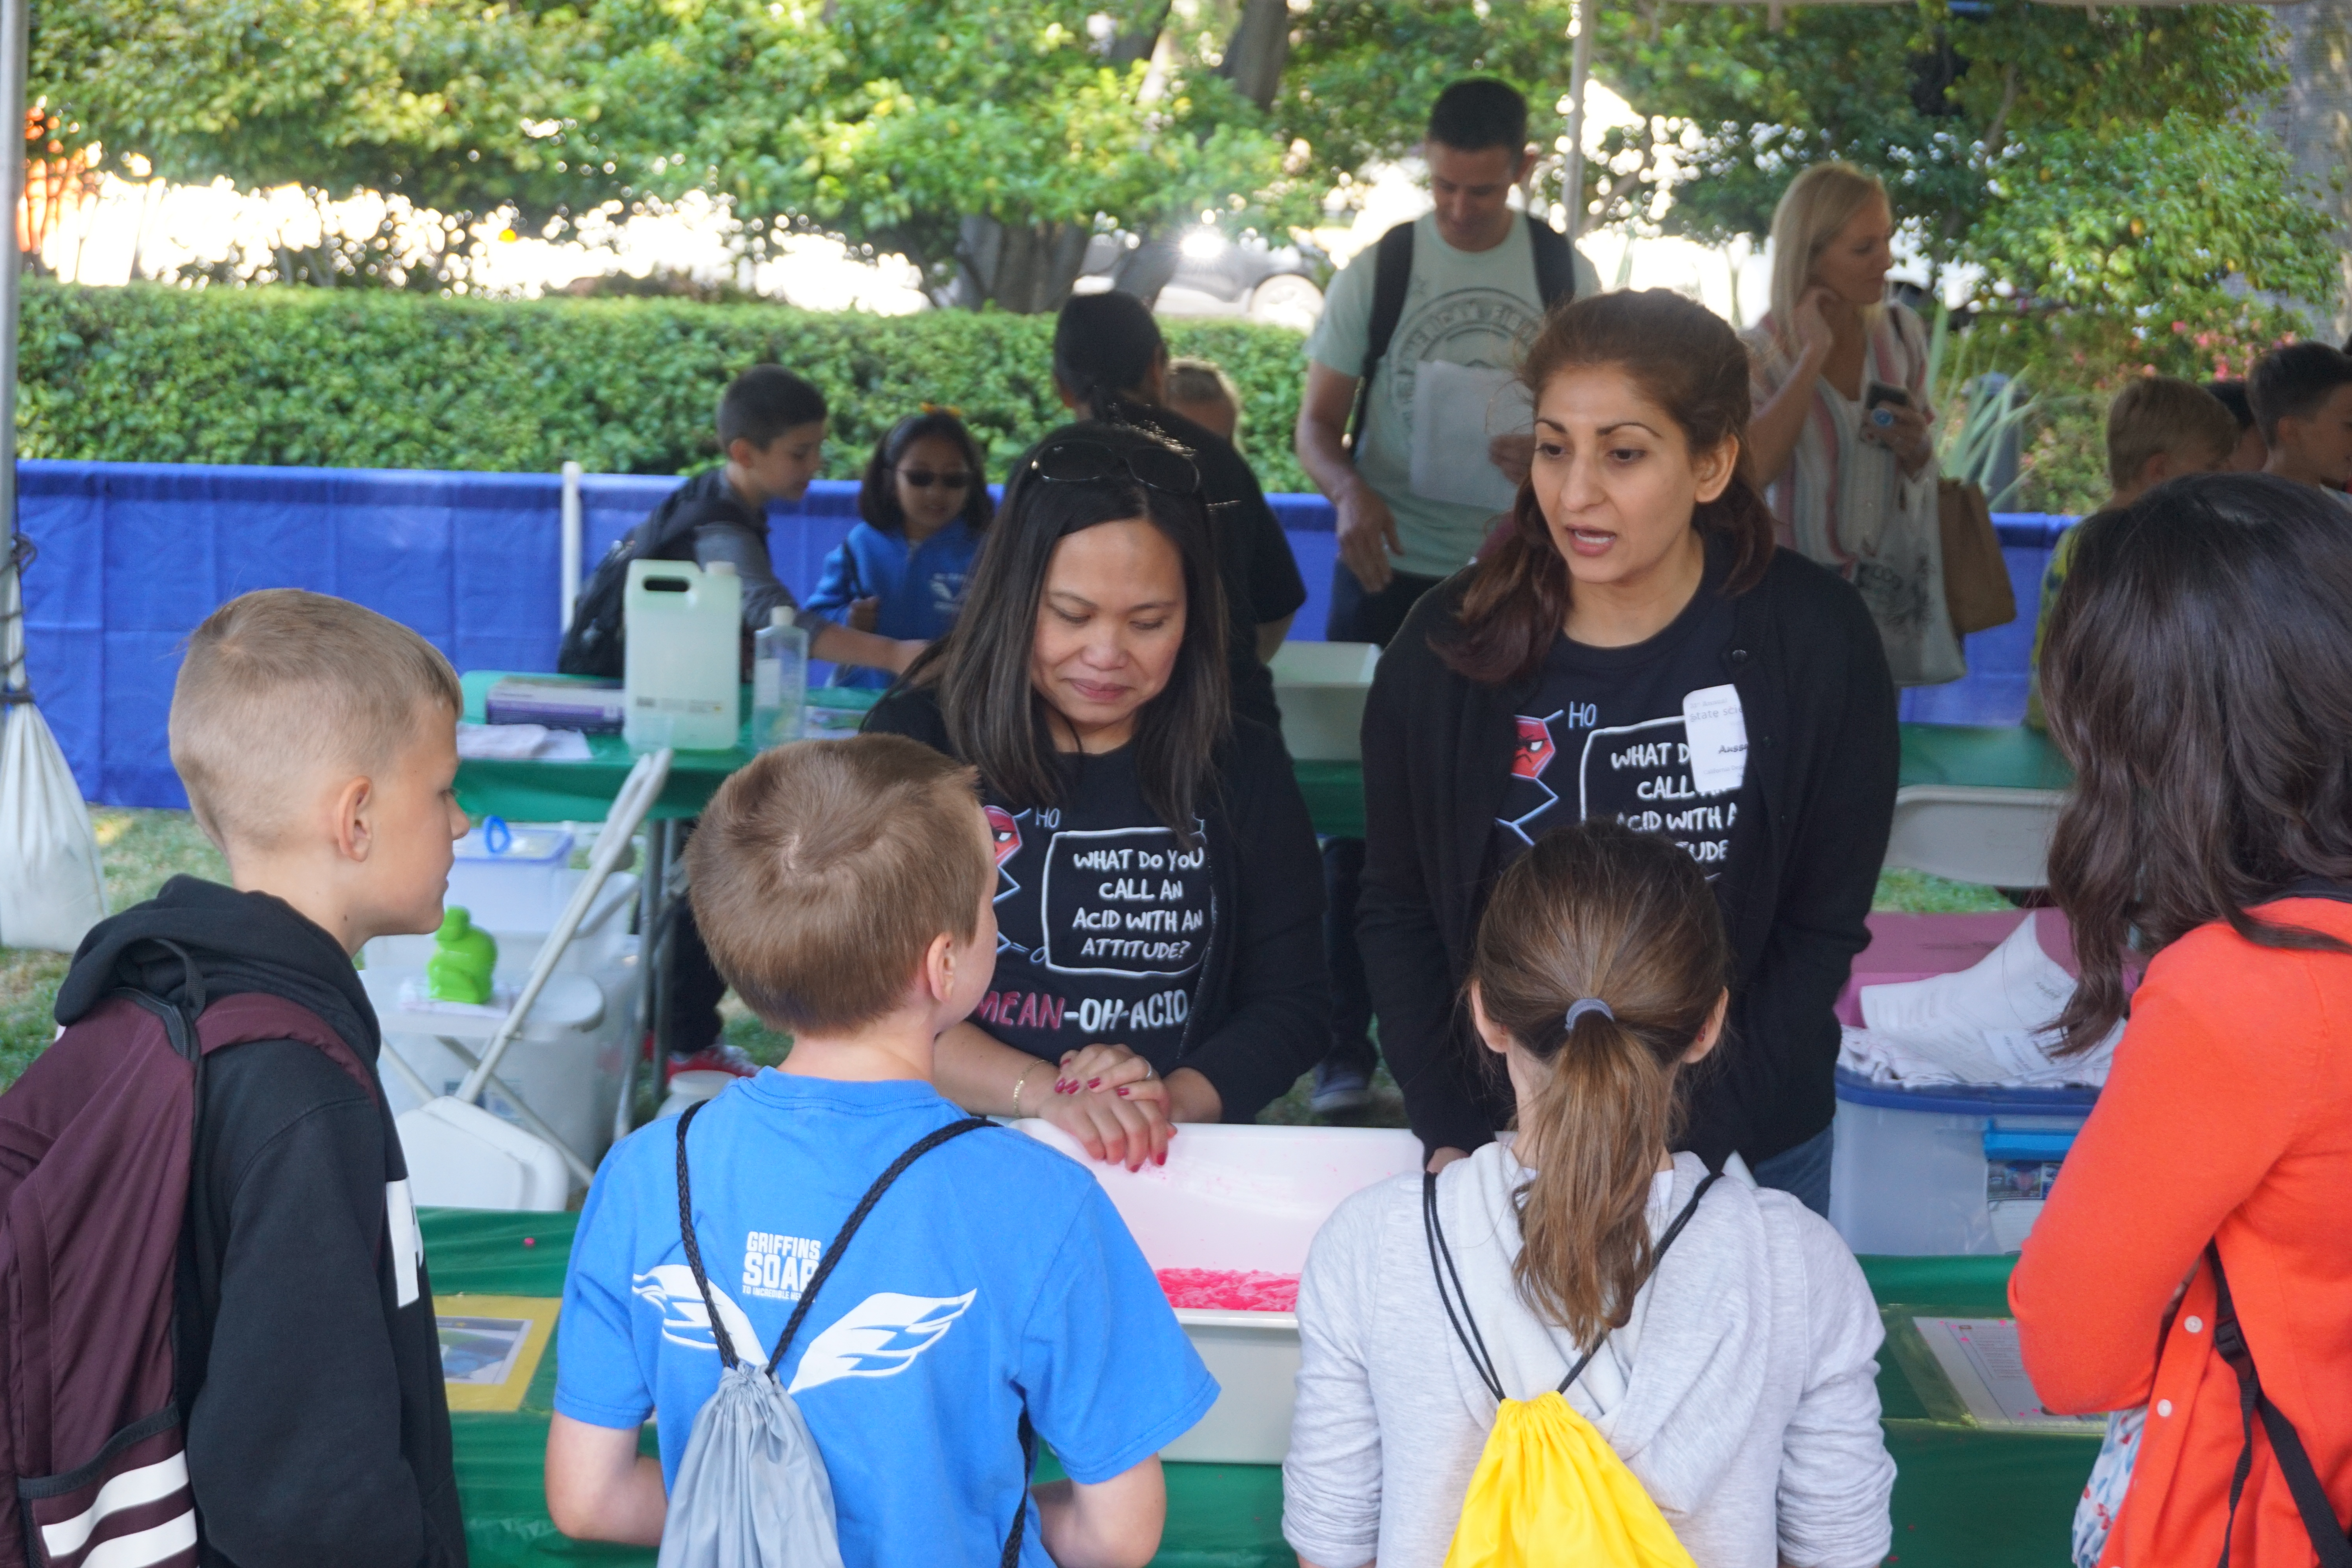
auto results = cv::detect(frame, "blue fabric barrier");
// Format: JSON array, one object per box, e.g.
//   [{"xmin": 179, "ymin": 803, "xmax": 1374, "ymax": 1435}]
[{"xmin": 16, "ymin": 460, "xmax": 2073, "ymax": 809}]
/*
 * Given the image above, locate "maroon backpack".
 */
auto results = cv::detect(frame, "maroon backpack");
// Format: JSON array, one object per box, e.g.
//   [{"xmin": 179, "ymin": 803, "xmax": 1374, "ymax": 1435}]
[{"xmin": 0, "ymin": 974, "xmax": 375, "ymax": 1568}]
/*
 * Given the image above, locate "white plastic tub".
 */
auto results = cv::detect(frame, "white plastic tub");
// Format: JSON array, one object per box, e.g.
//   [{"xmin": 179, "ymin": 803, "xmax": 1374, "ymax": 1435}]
[
  {"xmin": 1269, "ymin": 642, "xmax": 1380, "ymax": 763},
  {"xmin": 447, "ymin": 824, "xmax": 575, "ymax": 934},
  {"xmin": 363, "ymin": 868, "xmax": 640, "ymax": 1180},
  {"xmin": 1017, "ymin": 1120, "xmax": 1422, "ymax": 1463},
  {"xmin": 1827, "ymin": 1069, "xmax": 2096, "ymax": 1256}
]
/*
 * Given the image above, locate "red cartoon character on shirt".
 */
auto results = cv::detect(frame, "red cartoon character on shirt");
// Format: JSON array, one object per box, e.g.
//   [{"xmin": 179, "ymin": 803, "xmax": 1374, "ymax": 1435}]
[
  {"xmin": 985, "ymin": 806, "xmax": 1022, "ymax": 867},
  {"xmin": 1499, "ymin": 712, "xmax": 1564, "ymax": 847},
  {"xmin": 1512, "ymin": 715, "xmax": 1557, "ymax": 780}
]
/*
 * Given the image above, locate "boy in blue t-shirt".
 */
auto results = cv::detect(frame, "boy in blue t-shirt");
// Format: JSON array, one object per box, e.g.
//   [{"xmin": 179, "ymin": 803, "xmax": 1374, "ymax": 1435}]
[{"xmin": 546, "ymin": 735, "xmax": 1216, "ymax": 1564}]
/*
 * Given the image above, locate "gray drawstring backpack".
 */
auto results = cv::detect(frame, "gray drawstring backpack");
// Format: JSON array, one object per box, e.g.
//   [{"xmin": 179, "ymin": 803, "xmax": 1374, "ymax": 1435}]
[{"xmin": 658, "ymin": 1100, "xmax": 1034, "ymax": 1568}]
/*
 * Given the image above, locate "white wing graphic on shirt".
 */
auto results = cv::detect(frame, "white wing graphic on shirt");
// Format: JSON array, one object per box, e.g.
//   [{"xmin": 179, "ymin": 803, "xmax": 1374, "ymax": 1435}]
[
  {"xmin": 632, "ymin": 1266, "xmax": 769, "ymax": 1370},
  {"xmin": 785, "ymin": 1291, "xmax": 976, "ymax": 1395}
]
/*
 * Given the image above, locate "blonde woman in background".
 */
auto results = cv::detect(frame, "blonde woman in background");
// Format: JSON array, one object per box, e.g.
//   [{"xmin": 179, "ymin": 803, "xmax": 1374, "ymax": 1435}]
[{"xmin": 1745, "ymin": 163, "xmax": 1960, "ymax": 686}]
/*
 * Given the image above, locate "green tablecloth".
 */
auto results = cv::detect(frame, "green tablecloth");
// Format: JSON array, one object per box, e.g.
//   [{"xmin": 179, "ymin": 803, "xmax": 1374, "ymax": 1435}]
[
  {"xmin": 424, "ymin": 1210, "xmax": 2091, "ymax": 1568},
  {"xmin": 1898, "ymin": 723, "xmax": 2073, "ymax": 793},
  {"xmin": 456, "ymin": 673, "xmax": 1374, "ymax": 840}
]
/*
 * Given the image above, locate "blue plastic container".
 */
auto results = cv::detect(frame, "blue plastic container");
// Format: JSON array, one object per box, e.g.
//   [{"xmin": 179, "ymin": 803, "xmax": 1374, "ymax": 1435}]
[{"xmin": 1826, "ymin": 1069, "xmax": 2098, "ymax": 1256}]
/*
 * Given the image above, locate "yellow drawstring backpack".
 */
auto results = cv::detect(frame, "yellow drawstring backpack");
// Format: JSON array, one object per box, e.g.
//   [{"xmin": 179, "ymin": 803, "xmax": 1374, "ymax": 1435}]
[{"xmin": 1422, "ymin": 1167, "xmax": 1722, "ymax": 1568}]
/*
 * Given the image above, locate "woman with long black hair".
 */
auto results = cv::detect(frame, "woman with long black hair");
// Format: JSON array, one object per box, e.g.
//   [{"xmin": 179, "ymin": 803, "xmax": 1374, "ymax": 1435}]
[
  {"xmin": 865, "ymin": 421, "xmax": 1328, "ymax": 1167},
  {"xmin": 2012, "ymin": 475, "xmax": 2352, "ymax": 1568},
  {"xmin": 1359, "ymin": 290, "xmax": 1898, "ymax": 1211}
]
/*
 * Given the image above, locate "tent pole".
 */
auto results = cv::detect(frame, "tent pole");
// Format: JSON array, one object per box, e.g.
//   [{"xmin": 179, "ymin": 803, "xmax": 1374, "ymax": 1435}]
[
  {"xmin": 0, "ymin": 0, "xmax": 25, "ymax": 691},
  {"xmin": 1564, "ymin": 0, "xmax": 1597, "ymax": 241}
]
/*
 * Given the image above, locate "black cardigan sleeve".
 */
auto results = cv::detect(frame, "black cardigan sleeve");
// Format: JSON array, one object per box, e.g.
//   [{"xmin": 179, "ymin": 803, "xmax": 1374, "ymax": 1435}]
[
  {"xmin": 1356, "ymin": 617, "xmax": 1496, "ymax": 1158},
  {"xmin": 1687, "ymin": 570, "xmax": 1899, "ymax": 1165},
  {"xmin": 1180, "ymin": 721, "xmax": 1330, "ymax": 1120}
]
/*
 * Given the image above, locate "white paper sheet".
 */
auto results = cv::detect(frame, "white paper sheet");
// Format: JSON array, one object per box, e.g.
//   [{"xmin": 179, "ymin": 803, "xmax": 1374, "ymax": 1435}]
[
  {"xmin": 1408, "ymin": 360, "xmax": 1530, "ymax": 513},
  {"xmin": 1913, "ymin": 1316, "xmax": 2107, "ymax": 1430},
  {"xmin": 457, "ymin": 722, "xmax": 593, "ymax": 762}
]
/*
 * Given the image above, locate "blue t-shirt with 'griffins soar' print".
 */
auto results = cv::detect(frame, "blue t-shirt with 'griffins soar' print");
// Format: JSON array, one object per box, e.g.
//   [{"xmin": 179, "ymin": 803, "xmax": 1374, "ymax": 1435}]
[{"xmin": 556, "ymin": 1073, "xmax": 1217, "ymax": 1567}]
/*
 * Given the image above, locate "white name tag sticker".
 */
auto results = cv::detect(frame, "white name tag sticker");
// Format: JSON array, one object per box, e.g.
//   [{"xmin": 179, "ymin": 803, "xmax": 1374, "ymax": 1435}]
[
  {"xmin": 386, "ymin": 1178, "xmax": 423, "ymax": 1308},
  {"xmin": 1682, "ymin": 684, "xmax": 1749, "ymax": 797}
]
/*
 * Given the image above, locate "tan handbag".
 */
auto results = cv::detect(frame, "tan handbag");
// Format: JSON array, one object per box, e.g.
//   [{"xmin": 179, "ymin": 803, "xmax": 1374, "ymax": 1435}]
[{"xmin": 1938, "ymin": 478, "xmax": 2016, "ymax": 635}]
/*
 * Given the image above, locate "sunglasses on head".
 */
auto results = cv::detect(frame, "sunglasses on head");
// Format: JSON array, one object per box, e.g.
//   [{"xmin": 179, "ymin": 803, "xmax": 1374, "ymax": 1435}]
[
  {"xmin": 897, "ymin": 468, "xmax": 974, "ymax": 491},
  {"xmin": 1029, "ymin": 439, "xmax": 1201, "ymax": 497}
]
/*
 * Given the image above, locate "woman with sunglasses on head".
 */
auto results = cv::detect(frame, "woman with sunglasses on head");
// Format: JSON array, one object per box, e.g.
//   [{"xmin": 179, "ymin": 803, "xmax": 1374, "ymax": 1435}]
[
  {"xmin": 1053, "ymin": 292, "xmax": 1307, "ymax": 730},
  {"xmin": 803, "ymin": 408, "xmax": 995, "ymax": 688},
  {"xmin": 864, "ymin": 421, "xmax": 1329, "ymax": 1169}
]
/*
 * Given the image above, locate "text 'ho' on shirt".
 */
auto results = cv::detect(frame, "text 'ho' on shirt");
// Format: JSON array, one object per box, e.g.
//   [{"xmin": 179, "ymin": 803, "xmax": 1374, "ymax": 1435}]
[{"xmin": 1490, "ymin": 545, "xmax": 1750, "ymax": 878}]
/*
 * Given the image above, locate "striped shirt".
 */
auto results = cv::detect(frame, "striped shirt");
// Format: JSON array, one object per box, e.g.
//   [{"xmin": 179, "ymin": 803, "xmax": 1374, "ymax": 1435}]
[{"xmin": 1743, "ymin": 303, "xmax": 1937, "ymax": 574}]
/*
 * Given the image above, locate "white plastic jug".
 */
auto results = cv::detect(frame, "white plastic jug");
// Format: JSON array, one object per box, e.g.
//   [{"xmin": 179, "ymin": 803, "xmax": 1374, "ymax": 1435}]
[{"xmin": 624, "ymin": 559, "xmax": 742, "ymax": 751}]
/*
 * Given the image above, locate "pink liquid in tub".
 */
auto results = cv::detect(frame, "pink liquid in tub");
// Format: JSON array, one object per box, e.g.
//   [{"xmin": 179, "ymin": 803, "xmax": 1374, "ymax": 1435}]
[{"xmin": 1156, "ymin": 1268, "xmax": 1300, "ymax": 1312}]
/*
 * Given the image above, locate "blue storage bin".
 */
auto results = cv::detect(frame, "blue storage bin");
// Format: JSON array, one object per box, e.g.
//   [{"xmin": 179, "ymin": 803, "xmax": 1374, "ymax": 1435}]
[{"xmin": 1827, "ymin": 1069, "xmax": 2097, "ymax": 1256}]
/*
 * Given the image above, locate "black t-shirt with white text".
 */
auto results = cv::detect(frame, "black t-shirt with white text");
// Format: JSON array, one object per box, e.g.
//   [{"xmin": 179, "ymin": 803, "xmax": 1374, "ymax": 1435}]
[
  {"xmin": 976, "ymin": 744, "xmax": 1215, "ymax": 1073},
  {"xmin": 1490, "ymin": 548, "xmax": 1749, "ymax": 877}
]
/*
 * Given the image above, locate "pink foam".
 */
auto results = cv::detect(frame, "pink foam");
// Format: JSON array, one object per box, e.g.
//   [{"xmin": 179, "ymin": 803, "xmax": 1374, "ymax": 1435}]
[{"xmin": 1156, "ymin": 1268, "xmax": 1300, "ymax": 1313}]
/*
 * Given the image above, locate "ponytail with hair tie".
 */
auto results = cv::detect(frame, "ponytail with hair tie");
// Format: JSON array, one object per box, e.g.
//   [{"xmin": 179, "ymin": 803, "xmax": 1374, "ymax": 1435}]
[{"xmin": 1468, "ymin": 819, "xmax": 1732, "ymax": 1348}]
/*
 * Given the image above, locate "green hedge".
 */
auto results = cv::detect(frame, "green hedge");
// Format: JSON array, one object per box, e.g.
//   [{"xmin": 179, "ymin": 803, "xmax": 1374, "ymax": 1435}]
[{"xmin": 17, "ymin": 282, "xmax": 1317, "ymax": 494}]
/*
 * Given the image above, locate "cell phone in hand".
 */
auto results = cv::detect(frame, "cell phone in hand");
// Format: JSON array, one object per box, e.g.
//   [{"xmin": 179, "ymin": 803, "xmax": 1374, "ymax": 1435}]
[{"xmin": 1865, "ymin": 381, "xmax": 1910, "ymax": 429}]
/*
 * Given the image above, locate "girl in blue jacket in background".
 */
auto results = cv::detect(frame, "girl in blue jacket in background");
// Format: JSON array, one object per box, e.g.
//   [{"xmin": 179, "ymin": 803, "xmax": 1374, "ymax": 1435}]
[{"xmin": 805, "ymin": 408, "xmax": 994, "ymax": 687}]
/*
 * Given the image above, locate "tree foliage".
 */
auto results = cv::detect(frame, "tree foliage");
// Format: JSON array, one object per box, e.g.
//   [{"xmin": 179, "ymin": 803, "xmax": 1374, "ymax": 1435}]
[{"xmin": 1591, "ymin": 0, "xmax": 2330, "ymax": 382}]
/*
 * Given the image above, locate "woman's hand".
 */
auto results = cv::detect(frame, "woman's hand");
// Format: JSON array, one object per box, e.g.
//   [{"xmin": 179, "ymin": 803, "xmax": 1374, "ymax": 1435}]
[
  {"xmin": 1791, "ymin": 285, "xmax": 1839, "ymax": 364},
  {"xmin": 1039, "ymin": 1044, "xmax": 1175, "ymax": 1171},
  {"xmin": 848, "ymin": 595, "xmax": 880, "ymax": 633},
  {"xmin": 1862, "ymin": 398, "xmax": 1936, "ymax": 475}
]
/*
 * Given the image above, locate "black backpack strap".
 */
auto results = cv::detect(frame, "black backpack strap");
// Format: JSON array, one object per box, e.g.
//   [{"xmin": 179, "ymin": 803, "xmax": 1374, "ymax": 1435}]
[
  {"xmin": 1347, "ymin": 221, "xmax": 1417, "ymax": 453},
  {"xmin": 1557, "ymin": 1169, "xmax": 1719, "ymax": 1393},
  {"xmin": 1528, "ymin": 213, "xmax": 1578, "ymax": 311},
  {"xmin": 2208, "ymin": 1243, "xmax": 2352, "ymax": 1568},
  {"xmin": 1000, "ymin": 1409, "xmax": 1036, "ymax": 1568},
  {"xmin": 1423, "ymin": 1169, "xmax": 1506, "ymax": 1403},
  {"xmin": 762, "ymin": 1116, "xmax": 993, "ymax": 1374},
  {"xmin": 673, "ymin": 1099, "xmax": 746, "ymax": 1370}
]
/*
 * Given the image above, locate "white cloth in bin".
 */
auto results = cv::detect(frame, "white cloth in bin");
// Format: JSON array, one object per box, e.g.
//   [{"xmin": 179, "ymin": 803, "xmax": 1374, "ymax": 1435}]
[
  {"xmin": 457, "ymin": 721, "xmax": 592, "ymax": 762},
  {"xmin": 1838, "ymin": 914, "xmax": 2118, "ymax": 1088}
]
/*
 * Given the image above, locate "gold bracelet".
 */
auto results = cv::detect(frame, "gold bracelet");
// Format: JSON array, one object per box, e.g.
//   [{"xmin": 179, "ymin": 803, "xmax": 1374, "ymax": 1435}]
[{"xmin": 1010, "ymin": 1059, "xmax": 1049, "ymax": 1119}]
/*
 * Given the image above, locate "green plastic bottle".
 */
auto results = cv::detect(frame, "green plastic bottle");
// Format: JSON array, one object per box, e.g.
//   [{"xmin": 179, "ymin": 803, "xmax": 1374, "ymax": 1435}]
[{"xmin": 426, "ymin": 907, "xmax": 499, "ymax": 1005}]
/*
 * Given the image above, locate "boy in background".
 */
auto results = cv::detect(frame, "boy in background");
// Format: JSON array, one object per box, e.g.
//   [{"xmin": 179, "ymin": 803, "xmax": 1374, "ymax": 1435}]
[
  {"xmin": 2027, "ymin": 377, "xmax": 2238, "ymax": 727},
  {"xmin": 2248, "ymin": 341, "xmax": 2352, "ymax": 493},
  {"xmin": 651, "ymin": 364, "xmax": 929, "ymax": 677},
  {"xmin": 49, "ymin": 589, "xmax": 469, "ymax": 1566},
  {"xmin": 1164, "ymin": 358, "xmax": 1243, "ymax": 443},
  {"xmin": 619, "ymin": 365, "xmax": 929, "ymax": 1076},
  {"xmin": 547, "ymin": 735, "xmax": 1214, "ymax": 1567}
]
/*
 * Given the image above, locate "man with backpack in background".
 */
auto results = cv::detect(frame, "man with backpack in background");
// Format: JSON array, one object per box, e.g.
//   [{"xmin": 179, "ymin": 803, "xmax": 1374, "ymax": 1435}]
[
  {"xmin": 2, "ymin": 590, "xmax": 470, "ymax": 1568},
  {"xmin": 1292, "ymin": 77, "xmax": 1600, "ymax": 1116}
]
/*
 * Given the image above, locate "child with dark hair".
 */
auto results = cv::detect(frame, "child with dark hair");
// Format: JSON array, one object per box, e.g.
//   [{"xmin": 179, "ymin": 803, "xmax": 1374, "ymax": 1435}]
[
  {"xmin": 2247, "ymin": 341, "xmax": 2352, "ymax": 492},
  {"xmin": 1285, "ymin": 818, "xmax": 1893, "ymax": 1568},
  {"xmin": 802, "ymin": 409, "xmax": 995, "ymax": 689}
]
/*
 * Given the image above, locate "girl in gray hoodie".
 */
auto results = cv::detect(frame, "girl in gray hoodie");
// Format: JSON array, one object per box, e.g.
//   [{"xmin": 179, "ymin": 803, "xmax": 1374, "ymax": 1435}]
[{"xmin": 1283, "ymin": 820, "xmax": 1894, "ymax": 1568}]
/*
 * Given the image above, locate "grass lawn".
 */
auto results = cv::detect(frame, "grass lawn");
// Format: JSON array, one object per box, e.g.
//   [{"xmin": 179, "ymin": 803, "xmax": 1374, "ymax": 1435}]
[{"xmin": 1, "ymin": 807, "xmax": 2022, "ymax": 1103}]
